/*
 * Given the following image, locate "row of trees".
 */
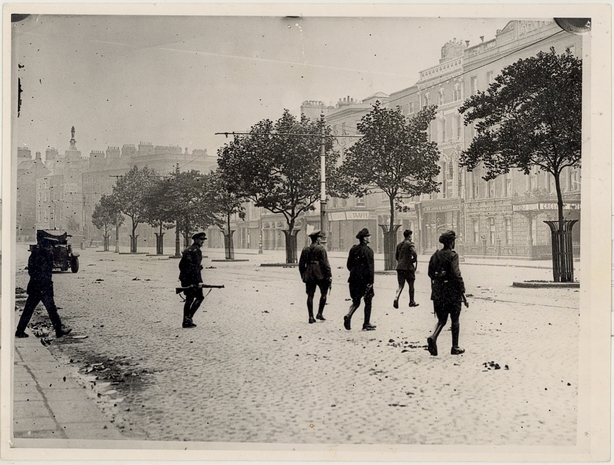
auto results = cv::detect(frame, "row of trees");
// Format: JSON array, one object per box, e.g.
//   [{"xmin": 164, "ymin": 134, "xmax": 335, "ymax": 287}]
[
  {"xmin": 92, "ymin": 49, "xmax": 581, "ymax": 280},
  {"xmin": 92, "ymin": 167, "xmax": 244, "ymax": 256}
]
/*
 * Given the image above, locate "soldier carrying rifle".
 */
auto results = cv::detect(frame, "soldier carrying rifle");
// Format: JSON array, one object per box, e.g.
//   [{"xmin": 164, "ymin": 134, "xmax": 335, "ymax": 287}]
[{"xmin": 178, "ymin": 232, "xmax": 208, "ymax": 328}]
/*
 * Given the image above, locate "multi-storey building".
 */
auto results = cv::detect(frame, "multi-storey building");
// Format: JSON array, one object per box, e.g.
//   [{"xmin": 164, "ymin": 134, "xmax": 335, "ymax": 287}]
[
  {"xmin": 17, "ymin": 148, "xmax": 49, "ymax": 241},
  {"xmin": 460, "ymin": 20, "xmax": 582, "ymax": 259},
  {"xmin": 219, "ymin": 20, "xmax": 583, "ymax": 259},
  {"xmin": 24, "ymin": 128, "xmax": 212, "ymax": 249}
]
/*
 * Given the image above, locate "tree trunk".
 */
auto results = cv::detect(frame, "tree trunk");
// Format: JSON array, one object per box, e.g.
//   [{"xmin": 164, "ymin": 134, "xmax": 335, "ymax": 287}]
[
  {"xmin": 282, "ymin": 219, "xmax": 300, "ymax": 264},
  {"xmin": 546, "ymin": 172, "xmax": 575, "ymax": 282},
  {"xmin": 379, "ymin": 195, "xmax": 401, "ymax": 271},
  {"xmin": 130, "ymin": 219, "xmax": 138, "ymax": 253},
  {"xmin": 155, "ymin": 223, "xmax": 164, "ymax": 255},
  {"xmin": 223, "ymin": 213, "xmax": 235, "ymax": 260},
  {"xmin": 114, "ymin": 221, "xmax": 120, "ymax": 253}
]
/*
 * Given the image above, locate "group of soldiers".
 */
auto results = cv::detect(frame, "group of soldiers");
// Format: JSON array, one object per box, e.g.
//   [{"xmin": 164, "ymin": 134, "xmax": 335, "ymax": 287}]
[
  {"xmin": 17, "ymin": 226, "xmax": 466, "ymax": 357},
  {"xmin": 298, "ymin": 227, "xmax": 467, "ymax": 356}
]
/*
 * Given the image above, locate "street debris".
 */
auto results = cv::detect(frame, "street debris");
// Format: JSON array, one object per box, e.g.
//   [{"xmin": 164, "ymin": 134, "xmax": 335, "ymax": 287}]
[{"xmin": 482, "ymin": 361, "xmax": 509, "ymax": 371}]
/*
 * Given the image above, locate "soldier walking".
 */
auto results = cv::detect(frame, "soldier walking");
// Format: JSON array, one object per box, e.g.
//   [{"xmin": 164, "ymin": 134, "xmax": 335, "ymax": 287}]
[
  {"xmin": 178, "ymin": 232, "xmax": 207, "ymax": 328},
  {"xmin": 343, "ymin": 228, "xmax": 376, "ymax": 331},
  {"xmin": 298, "ymin": 230, "xmax": 332, "ymax": 324},
  {"xmin": 15, "ymin": 232, "xmax": 72, "ymax": 338},
  {"xmin": 426, "ymin": 230, "xmax": 467, "ymax": 356},
  {"xmin": 393, "ymin": 229, "xmax": 419, "ymax": 308}
]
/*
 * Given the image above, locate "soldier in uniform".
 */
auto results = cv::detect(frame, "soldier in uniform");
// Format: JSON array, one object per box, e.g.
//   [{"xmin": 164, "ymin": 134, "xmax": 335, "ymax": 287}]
[
  {"xmin": 178, "ymin": 232, "xmax": 207, "ymax": 328},
  {"xmin": 426, "ymin": 230, "xmax": 467, "ymax": 356},
  {"xmin": 15, "ymin": 233, "xmax": 72, "ymax": 338},
  {"xmin": 343, "ymin": 228, "xmax": 376, "ymax": 331},
  {"xmin": 298, "ymin": 230, "xmax": 332, "ymax": 324},
  {"xmin": 393, "ymin": 229, "xmax": 419, "ymax": 308}
]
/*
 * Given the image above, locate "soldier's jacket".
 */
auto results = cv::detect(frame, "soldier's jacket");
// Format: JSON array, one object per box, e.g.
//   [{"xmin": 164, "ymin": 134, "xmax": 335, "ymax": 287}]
[
  {"xmin": 347, "ymin": 242, "xmax": 374, "ymax": 285},
  {"xmin": 27, "ymin": 245, "xmax": 54, "ymax": 292},
  {"xmin": 299, "ymin": 243, "xmax": 332, "ymax": 283},
  {"xmin": 178, "ymin": 244, "xmax": 203, "ymax": 286},
  {"xmin": 395, "ymin": 239, "xmax": 418, "ymax": 271},
  {"xmin": 428, "ymin": 248, "xmax": 465, "ymax": 303}
]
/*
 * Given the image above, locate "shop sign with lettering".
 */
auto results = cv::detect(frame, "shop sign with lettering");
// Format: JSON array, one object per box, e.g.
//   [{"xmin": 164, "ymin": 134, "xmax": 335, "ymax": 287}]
[{"xmin": 346, "ymin": 211, "xmax": 371, "ymax": 220}]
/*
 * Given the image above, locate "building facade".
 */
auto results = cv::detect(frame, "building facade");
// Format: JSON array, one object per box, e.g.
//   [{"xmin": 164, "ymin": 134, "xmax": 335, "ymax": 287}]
[
  {"xmin": 21, "ymin": 127, "xmax": 212, "ymax": 249},
  {"xmin": 219, "ymin": 20, "xmax": 583, "ymax": 259}
]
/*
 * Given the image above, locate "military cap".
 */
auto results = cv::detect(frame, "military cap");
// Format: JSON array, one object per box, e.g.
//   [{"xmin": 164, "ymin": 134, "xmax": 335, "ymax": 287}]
[
  {"xmin": 439, "ymin": 230, "xmax": 456, "ymax": 244},
  {"xmin": 308, "ymin": 230, "xmax": 323, "ymax": 238},
  {"xmin": 356, "ymin": 228, "xmax": 371, "ymax": 239},
  {"xmin": 403, "ymin": 229, "xmax": 413, "ymax": 238},
  {"xmin": 192, "ymin": 232, "xmax": 207, "ymax": 240}
]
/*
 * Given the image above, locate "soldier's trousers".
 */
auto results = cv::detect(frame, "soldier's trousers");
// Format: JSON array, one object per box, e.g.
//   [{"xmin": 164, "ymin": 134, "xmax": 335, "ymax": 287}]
[{"xmin": 16, "ymin": 287, "xmax": 62, "ymax": 333}]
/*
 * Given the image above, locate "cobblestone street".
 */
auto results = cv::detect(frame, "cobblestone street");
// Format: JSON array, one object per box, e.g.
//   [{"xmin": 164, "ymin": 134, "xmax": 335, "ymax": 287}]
[{"xmin": 13, "ymin": 244, "xmax": 580, "ymax": 445}]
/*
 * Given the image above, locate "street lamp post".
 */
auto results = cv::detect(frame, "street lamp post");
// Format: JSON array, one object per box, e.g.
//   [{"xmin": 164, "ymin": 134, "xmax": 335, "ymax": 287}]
[{"xmin": 320, "ymin": 113, "xmax": 329, "ymax": 249}]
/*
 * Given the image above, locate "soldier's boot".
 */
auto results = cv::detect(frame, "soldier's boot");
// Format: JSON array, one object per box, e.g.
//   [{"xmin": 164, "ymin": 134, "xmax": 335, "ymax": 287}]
[
  {"xmin": 393, "ymin": 287, "xmax": 402, "ymax": 308},
  {"xmin": 408, "ymin": 288, "xmax": 419, "ymax": 307},
  {"xmin": 307, "ymin": 299, "xmax": 316, "ymax": 324},
  {"xmin": 427, "ymin": 320, "xmax": 445, "ymax": 356},
  {"xmin": 344, "ymin": 304, "xmax": 358, "ymax": 330},
  {"xmin": 362, "ymin": 305, "xmax": 376, "ymax": 331},
  {"xmin": 182, "ymin": 302, "xmax": 196, "ymax": 328},
  {"xmin": 451, "ymin": 321, "xmax": 464, "ymax": 355},
  {"xmin": 316, "ymin": 296, "xmax": 326, "ymax": 321}
]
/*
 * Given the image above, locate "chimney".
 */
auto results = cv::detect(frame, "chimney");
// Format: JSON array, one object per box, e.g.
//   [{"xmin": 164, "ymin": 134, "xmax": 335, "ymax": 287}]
[{"xmin": 480, "ymin": 36, "xmax": 484, "ymax": 43}]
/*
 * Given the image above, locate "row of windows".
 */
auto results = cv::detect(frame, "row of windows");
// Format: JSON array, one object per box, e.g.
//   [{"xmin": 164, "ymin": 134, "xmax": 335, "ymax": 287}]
[{"xmin": 472, "ymin": 217, "xmax": 513, "ymax": 245}]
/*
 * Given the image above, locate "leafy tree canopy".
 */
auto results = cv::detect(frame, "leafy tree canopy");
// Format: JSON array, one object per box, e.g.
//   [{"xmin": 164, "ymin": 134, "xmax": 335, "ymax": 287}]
[
  {"xmin": 164, "ymin": 170, "xmax": 218, "ymax": 241},
  {"xmin": 338, "ymin": 101, "xmax": 441, "ymax": 209},
  {"xmin": 112, "ymin": 165, "xmax": 158, "ymax": 233},
  {"xmin": 217, "ymin": 109, "xmax": 339, "ymax": 229},
  {"xmin": 459, "ymin": 47, "xmax": 581, "ymax": 181},
  {"xmin": 205, "ymin": 169, "xmax": 246, "ymax": 230},
  {"xmin": 92, "ymin": 194, "xmax": 124, "ymax": 234}
]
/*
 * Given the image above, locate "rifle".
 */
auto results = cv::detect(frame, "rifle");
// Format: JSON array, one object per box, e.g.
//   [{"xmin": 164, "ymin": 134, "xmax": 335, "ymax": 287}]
[
  {"xmin": 462, "ymin": 293, "xmax": 469, "ymax": 308},
  {"xmin": 176, "ymin": 284, "xmax": 225, "ymax": 294}
]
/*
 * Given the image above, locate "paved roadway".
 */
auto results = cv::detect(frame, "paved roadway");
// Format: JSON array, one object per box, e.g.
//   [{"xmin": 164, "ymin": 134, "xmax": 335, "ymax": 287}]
[{"xmin": 12, "ymin": 244, "xmax": 580, "ymax": 445}]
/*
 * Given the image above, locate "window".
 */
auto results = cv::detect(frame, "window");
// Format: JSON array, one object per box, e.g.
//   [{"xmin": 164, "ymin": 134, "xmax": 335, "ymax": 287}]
[
  {"xmin": 473, "ymin": 219, "xmax": 479, "ymax": 244},
  {"xmin": 488, "ymin": 179, "xmax": 496, "ymax": 198},
  {"xmin": 505, "ymin": 218, "xmax": 512, "ymax": 245},
  {"xmin": 408, "ymin": 102, "xmax": 415, "ymax": 114},
  {"xmin": 486, "ymin": 71, "xmax": 494, "ymax": 85},
  {"xmin": 471, "ymin": 76, "xmax": 478, "ymax": 95},
  {"xmin": 489, "ymin": 217, "xmax": 496, "ymax": 245},
  {"xmin": 441, "ymin": 117, "xmax": 446, "ymax": 142},
  {"xmin": 505, "ymin": 175, "xmax": 512, "ymax": 197},
  {"xmin": 455, "ymin": 115, "xmax": 462, "ymax": 140},
  {"xmin": 356, "ymin": 197, "xmax": 365, "ymax": 206},
  {"xmin": 453, "ymin": 83, "xmax": 461, "ymax": 101},
  {"xmin": 438, "ymin": 88, "xmax": 445, "ymax": 105},
  {"xmin": 472, "ymin": 172, "xmax": 479, "ymax": 199},
  {"xmin": 423, "ymin": 92, "xmax": 430, "ymax": 107}
]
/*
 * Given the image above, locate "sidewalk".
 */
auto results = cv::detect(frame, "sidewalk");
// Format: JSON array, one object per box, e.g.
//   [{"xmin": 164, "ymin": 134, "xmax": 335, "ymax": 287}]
[{"xmin": 10, "ymin": 334, "xmax": 124, "ymax": 441}]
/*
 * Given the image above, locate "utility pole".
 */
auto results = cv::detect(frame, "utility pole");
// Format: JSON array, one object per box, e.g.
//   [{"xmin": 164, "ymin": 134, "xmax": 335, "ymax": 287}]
[
  {"xmin": 320, "ymin": 113, "xmax": 328, "ymax": 249},
  {"xmin": 174, "ymin": 163, "xmax": 181, "ymax": 258}
]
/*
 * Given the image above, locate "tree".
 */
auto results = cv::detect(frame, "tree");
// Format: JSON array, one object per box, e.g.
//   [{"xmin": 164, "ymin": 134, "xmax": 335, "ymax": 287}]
[
  {"xmin": 165, "ymin": 170, "xmax": 218, "ymax": 248},
  {"xmin": 205, "ymin": 169, "xmax": 247, "ymax": 260},
  {"xmin": 92, "ymin": 194, "xmax": 124, "ymax": 251},
  {"xmin": 111, "ymin": 165, "xmax": 157, "ymax": 253},
  {"xmin": 338, "ymin": 101, "xmax": 441, "ymax": 270},
  {"xmin": 217, "ymin": 109, "xmax": 339, "ymax": 263},
  {"xmin": 142, "ymin": 178, "xmax": 176, "ymax": 255},
  {"xmin": 459, "ymin": 48, "xmax": 581, "ymax": 282}
]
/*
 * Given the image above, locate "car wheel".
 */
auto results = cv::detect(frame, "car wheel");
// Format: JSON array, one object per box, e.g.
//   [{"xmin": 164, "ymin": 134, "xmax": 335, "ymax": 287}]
[{"xmin": 71, "ymin": 256, "xmax": 79, "ymax": 273}]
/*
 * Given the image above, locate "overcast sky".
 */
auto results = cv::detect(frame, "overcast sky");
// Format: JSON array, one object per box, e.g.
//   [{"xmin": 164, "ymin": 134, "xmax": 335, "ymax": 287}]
[{"xmin": 12, "ymin": 14, "xmax": 514, "ymax": 162}]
